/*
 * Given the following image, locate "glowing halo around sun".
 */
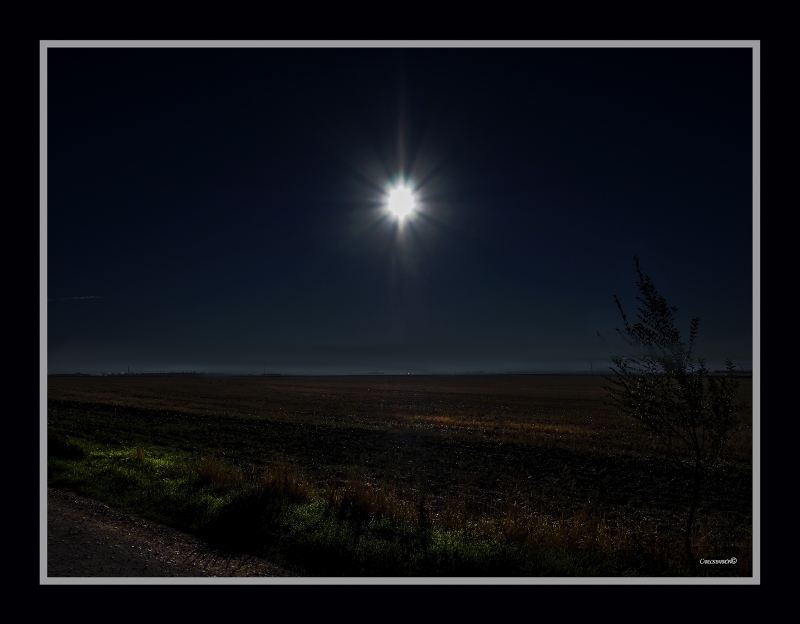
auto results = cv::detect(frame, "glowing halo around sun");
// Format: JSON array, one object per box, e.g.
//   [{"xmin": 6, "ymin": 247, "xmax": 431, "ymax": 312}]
[{"xmin": 386, "ymin": 184, "xmax": 416, "ymax": 220}]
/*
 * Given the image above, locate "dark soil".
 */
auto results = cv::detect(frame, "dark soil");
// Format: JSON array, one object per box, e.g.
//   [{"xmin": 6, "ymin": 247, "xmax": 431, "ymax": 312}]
[{"xmin": 48, "ymin": 392, "xmax": 752, "ymax": 543}]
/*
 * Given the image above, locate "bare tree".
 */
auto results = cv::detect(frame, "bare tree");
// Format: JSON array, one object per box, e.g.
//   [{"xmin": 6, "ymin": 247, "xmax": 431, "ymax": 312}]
[{"xmin": 604, "ymin": 256, "xmax": 748, "ymax": 566}]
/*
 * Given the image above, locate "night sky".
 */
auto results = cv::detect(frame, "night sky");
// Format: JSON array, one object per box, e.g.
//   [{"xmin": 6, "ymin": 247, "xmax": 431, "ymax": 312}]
[{"xmin": 45, "ymin": 44, "xmax": 755, "ymax": 375}]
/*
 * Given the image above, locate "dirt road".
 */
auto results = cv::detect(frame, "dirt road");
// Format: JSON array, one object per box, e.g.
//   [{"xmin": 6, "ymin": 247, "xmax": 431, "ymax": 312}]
[{"xmin": 45, "ymin": 488, "xmax": 296, "ymax": 580}]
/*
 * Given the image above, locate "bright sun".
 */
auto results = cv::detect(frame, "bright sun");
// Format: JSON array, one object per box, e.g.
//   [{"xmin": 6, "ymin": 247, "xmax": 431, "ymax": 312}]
[{"xmin": 387, "ymin": 185, "xmax": 416, "ymax": 219}]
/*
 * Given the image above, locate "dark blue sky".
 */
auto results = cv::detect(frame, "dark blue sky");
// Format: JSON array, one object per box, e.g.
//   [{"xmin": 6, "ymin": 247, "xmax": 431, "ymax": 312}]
[{"xmin": 46, "ymin": 44, "xmax": 755, "ymax": 374}]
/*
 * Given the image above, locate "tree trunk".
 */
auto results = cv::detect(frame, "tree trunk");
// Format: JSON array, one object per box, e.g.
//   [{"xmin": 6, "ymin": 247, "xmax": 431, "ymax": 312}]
[{"xmin": 685, "ymin": 458, "xmax": 702, "ymax": 569}]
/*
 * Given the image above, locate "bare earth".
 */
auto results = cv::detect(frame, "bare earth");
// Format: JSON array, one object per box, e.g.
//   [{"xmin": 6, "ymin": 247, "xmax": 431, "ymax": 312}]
[{"xmin": 45, "ymin": 488, "xmax": 296, "ymax": 580}]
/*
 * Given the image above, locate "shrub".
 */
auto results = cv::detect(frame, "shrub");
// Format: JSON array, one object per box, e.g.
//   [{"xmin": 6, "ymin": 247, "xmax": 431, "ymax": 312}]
[{"xmin": 603, "ymin": 256, "xmax": 748, "ymax": 566}]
